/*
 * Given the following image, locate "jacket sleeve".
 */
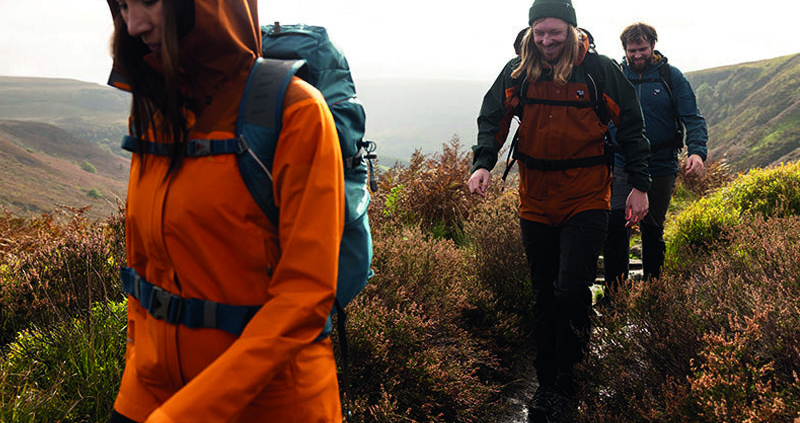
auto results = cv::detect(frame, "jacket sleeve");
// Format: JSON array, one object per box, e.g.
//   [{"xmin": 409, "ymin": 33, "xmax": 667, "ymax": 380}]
[
  {"xmin": 148, "ymin": 78, "xmax": 344, "ymax": 422},
  {"xmin": 671, "ymin": 66, "xmax": 709, "ymax": 160},
  {"xmin": 472, "ymin": 58, "xmax": 520, "ymax": 173},
  {"xmin": 600, "ymin": 55, "xmax": 652, "ymax": 192}
]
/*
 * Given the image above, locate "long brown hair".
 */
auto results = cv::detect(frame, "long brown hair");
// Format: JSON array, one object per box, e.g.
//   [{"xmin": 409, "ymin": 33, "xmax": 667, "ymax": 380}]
[
  {"xmin": 110, "ymin": 0, "xmax": 190, "ymax": 175},
  {"xmin": 511, "ymin": 21, "xmax": 580, "ymax": 86}
]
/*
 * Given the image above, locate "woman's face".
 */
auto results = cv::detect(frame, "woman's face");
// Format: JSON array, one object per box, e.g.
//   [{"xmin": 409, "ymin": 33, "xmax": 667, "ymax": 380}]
[
  {"xmin": 117, "ymin": 0, "xmax": 164, "ymax": 52},
  {"xmin": 532, "ymin": 18, "xmax": 569, "ymax": 63}
]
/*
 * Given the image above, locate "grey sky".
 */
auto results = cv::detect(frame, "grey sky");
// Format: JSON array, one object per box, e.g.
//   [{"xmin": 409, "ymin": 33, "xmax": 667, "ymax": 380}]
[{"xmin": 0, "ymin": 0, "xmax": 797, "ymax": 86}]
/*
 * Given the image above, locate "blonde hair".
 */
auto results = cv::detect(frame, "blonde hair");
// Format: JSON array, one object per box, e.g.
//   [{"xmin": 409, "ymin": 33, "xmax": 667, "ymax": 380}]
[{"xmin": 511, "ymin": 22, "xmax": 580, "ymax": 86}]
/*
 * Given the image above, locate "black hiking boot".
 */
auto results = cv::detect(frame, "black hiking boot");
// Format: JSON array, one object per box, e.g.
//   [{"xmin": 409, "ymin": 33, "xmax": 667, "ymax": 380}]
[
  {"xmin": 528, "ymin": 385, "xmax": 555, "ymax": 423},
  {"xmin": 529, "ymin": 385, "xmax": 574, "ymax": 423},
  {"xmin": 544, "ymin": 389, "xmax": 570, "ymax": 423}
]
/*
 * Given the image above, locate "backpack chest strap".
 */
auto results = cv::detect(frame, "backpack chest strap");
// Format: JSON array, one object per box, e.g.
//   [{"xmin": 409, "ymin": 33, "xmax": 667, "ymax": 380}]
[
  {"xmin": 121, "ymin": 135, "xmax": 247, "ymax": 157},
  {"xmin": 520, "ymin": 96, "xmax": 596, "ymax": 108}
]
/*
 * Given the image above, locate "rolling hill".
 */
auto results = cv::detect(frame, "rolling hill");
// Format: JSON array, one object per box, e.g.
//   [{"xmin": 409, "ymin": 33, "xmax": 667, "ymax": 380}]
[
  {"xmin": 687, "ymin": 53, "xmax": 800, "ymax": 170},
  {"xmin": 1, "ymin": 52, "xmax": 799, "ymax": 218},
  {"xmin": 0, "ymin": 119, "xmax": 129, "ymax": 219}
]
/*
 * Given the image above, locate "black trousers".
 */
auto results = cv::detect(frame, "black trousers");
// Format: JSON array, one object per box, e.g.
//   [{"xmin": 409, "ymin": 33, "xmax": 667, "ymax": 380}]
[
  {"xmin": 520, "ymin": 209, "xmax": 608, "ymax": 392},
  {"xmin": 109, "ymin": 410, "xmax": 137, "ymax": 423},
  {"xmin": 604, "ymin": 168, "xmax": 676, "ymax": 287}
]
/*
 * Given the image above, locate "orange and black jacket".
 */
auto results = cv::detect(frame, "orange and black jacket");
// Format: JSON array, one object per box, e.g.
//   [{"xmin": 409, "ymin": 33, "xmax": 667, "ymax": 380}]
[
  {"xmin": 473, "ymin": 32, "xmax": 651, "ymax": 225},
  {"xmin": 106, "ymin": 0, "xmax": 344, "ymax": 421}
]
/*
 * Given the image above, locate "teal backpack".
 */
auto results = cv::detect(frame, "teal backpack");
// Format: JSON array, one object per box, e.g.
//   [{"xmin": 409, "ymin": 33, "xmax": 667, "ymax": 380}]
[
  {"xmin": 240, "ymin": 22, "xmax": 376, "ymax": 340},
  {"xmin": 120, "ymin": 23, "xmax": 375, "ymax": 417}
]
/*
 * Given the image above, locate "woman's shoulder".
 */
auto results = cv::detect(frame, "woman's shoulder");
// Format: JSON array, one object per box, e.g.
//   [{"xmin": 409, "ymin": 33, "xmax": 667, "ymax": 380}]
[{"xmin": 283, "ymin": 76, "xmax": 327, "ymax": 110}]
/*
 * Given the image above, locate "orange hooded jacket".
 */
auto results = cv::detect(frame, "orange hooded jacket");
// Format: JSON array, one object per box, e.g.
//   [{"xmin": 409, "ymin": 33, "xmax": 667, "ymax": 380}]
[
  {"xmin": 473, "ymin": 31, "xmax": 651, "ymax": 226},
  {"xmin": 106, "ymin": 0, "xmax": 344, "ymax": 421}
]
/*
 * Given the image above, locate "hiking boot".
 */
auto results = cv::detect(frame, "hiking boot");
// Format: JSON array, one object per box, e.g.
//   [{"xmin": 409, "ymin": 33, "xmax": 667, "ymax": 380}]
[
  {"xmin": 529, "ymin": 384, "xmax": 575, "ymax": 423},
  {"xmin": 545, "ymin": 388, "xmax": 573, "ymax": 423},
  {"xmin": 528, "ymin": 385, "xmax": 555, "ymax": 423}
]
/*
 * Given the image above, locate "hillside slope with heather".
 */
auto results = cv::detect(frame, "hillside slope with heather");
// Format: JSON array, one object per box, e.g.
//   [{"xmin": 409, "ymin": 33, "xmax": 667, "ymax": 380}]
[
  {"xmin": 0, "ymin": 120, "xmax": 128, "ymax": 219},
  {"xmin": 688, "ymin": 53, "xmax": 800, "ymax": 170}
]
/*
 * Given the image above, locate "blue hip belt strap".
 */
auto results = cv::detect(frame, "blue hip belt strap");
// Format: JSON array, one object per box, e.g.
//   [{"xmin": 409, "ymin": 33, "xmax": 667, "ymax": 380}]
[{"xmin": 120, "ymin": 267, "xmax": 261, "ymax": 336}]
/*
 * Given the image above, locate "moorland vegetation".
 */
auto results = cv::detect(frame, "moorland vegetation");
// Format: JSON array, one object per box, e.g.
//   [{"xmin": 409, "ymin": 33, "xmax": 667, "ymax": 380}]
[{"xmin": 1, "ymin": 138, "xmax": 799, "ymax": 422}]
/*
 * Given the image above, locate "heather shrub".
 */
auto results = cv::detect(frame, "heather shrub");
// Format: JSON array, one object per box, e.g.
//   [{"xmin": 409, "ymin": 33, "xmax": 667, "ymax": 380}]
[
  {"xmin": 674, "ymin": 156, "xmax": 735, "ymax": 198},
  {"xmin": 671, "ymin": 156, "xmax": 735, "ymax": 215},
  {"xmin": 369, "ymin": 136, "xmax": 481, "ymax": 242},
  {"xmin": 0, "ymin": 206, "xmax": 126, "ymax": 345},
  {"xmin": 342, "ymin": 224, "xmax": 503, "ymax": 422},
  {"xmin": 573, "ymin": 215, "xmax": 800, "ymax": 422},
  {"xmin": 464, "ymin": 188, "xmax": 531, "ymax": 314},
  {"xmin": 666, "ymin": 160, "xmax": 800, "ymax": 271},
  {"xmin": 0, "ymin": 300, "xmax": 126, "ymax": 422}
]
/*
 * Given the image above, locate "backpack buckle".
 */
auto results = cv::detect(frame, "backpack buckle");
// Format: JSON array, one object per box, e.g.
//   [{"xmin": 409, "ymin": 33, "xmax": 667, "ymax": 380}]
[
  {"xmin": 237, "ymin": 135, "xmax": 250, "ymax": 155},
  {"xmin": 148, "ymin": 286, "xmax": 183, "ymax": 325},
  {"xmin": 189, "ymin": 139, "xmax": 212, "ymax": 156}
]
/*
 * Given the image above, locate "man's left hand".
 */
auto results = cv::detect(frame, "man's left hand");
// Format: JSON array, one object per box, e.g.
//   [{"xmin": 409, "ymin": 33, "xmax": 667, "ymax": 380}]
[{"xmin": 685, "ymin": 154, "xmax": 704, "ymax": 177}]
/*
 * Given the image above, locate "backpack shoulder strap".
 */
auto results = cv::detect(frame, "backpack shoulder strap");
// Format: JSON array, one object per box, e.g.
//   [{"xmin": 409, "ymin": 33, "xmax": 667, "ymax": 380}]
[
  {"xmin": 657, "ymin": 62, "xmax": 674, "ymax": 101},
  {"xmin": 581, "ymin": 51, "xmax": 609, "ymax": 124},
  {"xmin": 236, "ymin": 57, "xmax": 307, "ymax": 228}
]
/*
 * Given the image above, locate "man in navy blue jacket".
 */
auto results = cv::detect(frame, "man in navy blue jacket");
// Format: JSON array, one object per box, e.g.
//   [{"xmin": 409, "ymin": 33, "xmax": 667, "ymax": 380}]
[{"xmin": 604, "ymin": 22, "xmax": 709, "ymax": 287}]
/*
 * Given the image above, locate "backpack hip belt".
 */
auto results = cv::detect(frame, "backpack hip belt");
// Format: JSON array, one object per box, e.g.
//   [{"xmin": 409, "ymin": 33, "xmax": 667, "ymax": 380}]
[{"xmin": 120, "ymin": 266, "xmax": 262, "ymax": 336}]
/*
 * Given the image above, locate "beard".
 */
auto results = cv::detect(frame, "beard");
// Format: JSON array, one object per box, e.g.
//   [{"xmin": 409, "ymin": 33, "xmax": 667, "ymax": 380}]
[{"xmin": 628, "ymin": 56, "xmax": 652, "ymax": 73}]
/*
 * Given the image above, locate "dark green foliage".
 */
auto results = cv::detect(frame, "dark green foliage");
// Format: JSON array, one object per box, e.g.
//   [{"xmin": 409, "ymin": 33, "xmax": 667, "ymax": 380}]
[
  {"xmin": 0, "ymin": 301, "xmax": 126, "ymax": 422},
  {"xmin": 80, "ymin": 160, "xmax": 97, "ymax": 174},
  {"xmin": 87, "ymin": 188, "xmax": 103, "ymax": 199},
  {"xmin": 666, "ymin": 161, "xmax": 800, "ymax": 271}
]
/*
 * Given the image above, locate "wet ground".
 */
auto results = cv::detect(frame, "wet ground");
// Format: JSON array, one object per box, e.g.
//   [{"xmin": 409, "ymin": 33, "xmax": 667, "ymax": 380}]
[{"xmin": 499, "ymin": 256, "xmax": 643, "ymax": 423}]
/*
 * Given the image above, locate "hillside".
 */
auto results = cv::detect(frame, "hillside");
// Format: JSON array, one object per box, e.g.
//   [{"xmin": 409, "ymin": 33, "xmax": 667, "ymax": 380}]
[
  {"xmin": 0, "ymin": 76, "xmax": 130, "ymax": 156},
  {"xmin": 687, "ymin": 53, "xmax": 800, "ymax": 170},
  {"xmin": 3, "ymin": 53, "xmax": 800, "ymax": 218},
  {"xmin": 0, "ymin": 120, "xmax": 128, "ymax": 219},
  {"xmin": 356, "ymin": 78, "xmax": 489, "ymax": 163}
]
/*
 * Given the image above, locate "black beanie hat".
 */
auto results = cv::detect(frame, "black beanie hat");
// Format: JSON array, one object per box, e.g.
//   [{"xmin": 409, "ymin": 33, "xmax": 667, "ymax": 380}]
[{"xmin": 528, "ymin": 0, "xmax": 577, "ymax": 27}]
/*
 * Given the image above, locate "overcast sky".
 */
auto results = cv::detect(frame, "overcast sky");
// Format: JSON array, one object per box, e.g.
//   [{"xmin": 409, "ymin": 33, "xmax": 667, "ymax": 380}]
[{"xmin": 1, "ymin": 0, "xmax": 797, "ymax": 87}]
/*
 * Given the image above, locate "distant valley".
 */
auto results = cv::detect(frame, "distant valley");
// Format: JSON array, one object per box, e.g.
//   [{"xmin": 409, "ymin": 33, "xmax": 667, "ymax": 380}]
[{"xmin": 1, "ymin": 52, "xmax": 799, "ymax": 218}]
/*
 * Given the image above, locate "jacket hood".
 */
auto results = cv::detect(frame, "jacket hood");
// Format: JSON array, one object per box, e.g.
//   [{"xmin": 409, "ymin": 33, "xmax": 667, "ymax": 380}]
[
  {"xmin": 107, "ymin": 0, "xmax": 261, "ymax": 101},
  {"xmin": 575, "ymin": 29, "xmax": 590, "ymax": 66}
]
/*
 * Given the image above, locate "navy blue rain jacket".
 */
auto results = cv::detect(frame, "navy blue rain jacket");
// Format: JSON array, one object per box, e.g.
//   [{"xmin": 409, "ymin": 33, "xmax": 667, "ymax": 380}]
[{"xmin": 610, "ymin": 51, "xmax": 708, "ymax": 177}]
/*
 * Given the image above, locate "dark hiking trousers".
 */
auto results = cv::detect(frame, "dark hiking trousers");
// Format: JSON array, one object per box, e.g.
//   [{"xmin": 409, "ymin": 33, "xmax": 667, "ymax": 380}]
[
  {"xmin": 109, "ymin": 410, "xmax": 137, "ymax": 423},
  {"xmin": 520, "ymin": 209, "xmax": 608, "ymax": 392},
  {"xmin": 604, "ymin": 167, "xmax": 676, "ymax": 288}
]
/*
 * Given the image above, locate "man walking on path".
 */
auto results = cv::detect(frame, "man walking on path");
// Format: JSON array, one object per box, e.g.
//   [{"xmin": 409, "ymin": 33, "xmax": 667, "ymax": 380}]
[
  {"xmin": 604, "ymin": 22, "xmax": 708, "ymax": 288},
  {"xmin": 468, "ymin": 1, "xmax": 651, "ymax": 420}
]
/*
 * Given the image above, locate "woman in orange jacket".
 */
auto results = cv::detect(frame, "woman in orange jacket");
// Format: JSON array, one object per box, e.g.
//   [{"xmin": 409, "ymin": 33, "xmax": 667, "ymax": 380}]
[{"xmin": 105, "ymin": 0, "xmax": 344, "ymax": 422}]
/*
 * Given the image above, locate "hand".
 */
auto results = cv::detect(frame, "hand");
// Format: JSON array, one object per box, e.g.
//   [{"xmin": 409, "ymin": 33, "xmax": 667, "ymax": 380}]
[
  {"xmin": 625, "ymin": 188, "xmax": 649, "ymax": 228},
  {"xmin": 685, "ymin": 154, "xmax": 704, "ymax": 177},
  {"xmin": 468, "ymin": 168, "xmax": 491, "ymax": 197}
]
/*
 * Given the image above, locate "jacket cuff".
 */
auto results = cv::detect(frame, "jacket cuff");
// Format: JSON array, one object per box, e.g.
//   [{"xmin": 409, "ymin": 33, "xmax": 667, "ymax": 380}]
[
  {"xmin": 628, "ymin": 175, "xmax": 651, "ymax": 193},
  {"xmin": 471, "ymin": 151, "xmax": 497, "ymax": 174},
  {"xmin": 144, "ymin": 408, "xmax": 176, "ymax": 423}
]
